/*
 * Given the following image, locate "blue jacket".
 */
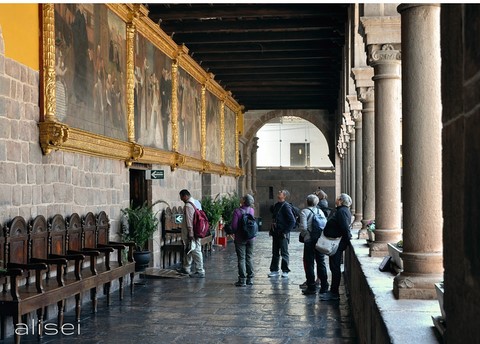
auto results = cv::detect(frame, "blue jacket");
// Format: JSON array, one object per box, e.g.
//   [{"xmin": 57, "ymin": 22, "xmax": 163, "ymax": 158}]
[{"xmin": 271, "ymin": 201, "xmax": 296, "ymax": 235}]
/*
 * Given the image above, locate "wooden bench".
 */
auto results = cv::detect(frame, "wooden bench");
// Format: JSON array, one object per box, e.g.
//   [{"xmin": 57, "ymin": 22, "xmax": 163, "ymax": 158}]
[
  {"xmin": 161, "ymin": 206, "xmax": 213, "ymax": 269},
  {"xmin": 0, "ymin": 212, "xmax": 135, "ymax": 344}
]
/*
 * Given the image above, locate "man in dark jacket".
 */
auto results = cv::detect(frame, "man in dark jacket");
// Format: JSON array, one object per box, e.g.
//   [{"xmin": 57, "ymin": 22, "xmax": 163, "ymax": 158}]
[
  {"xmin": 268, "ymin": 189, "xmax": 296, "ymax": 278},
  {"xmin": 320, "ymin": 193, "xmax": 353, "ymax": 301}
]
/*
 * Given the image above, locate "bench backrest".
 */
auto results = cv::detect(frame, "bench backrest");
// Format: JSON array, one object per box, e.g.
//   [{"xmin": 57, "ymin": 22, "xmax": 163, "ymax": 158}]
[
  {"xmin": 66, "ymin": 213, "xmax": 83, "ymax": 251},
  {"xmin": 49, "ymin": 214, "xmax": 67, "ymax": 256},
  {"xmin": 82, "ymin": 212, "xmax": 97, "ymax": 248},
  {"xmin": 96, "ymin": 211, "xmax": 110, "ymax": 246},
  {"xmin": 30, "ymin": 215, "xmax": 49, "ymax": 260},
  {"xmin": 8, "ymin": 216, "xmax": 29, "ymax": 265}
]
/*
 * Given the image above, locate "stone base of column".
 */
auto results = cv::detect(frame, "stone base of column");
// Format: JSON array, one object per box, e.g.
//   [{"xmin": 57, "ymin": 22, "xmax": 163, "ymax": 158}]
[
  {"xmin": 393, "ymin": 272, "xmax": 443, "ymax": 299},
  {"xmin": 368, "ymin": 241, "xmax": 389, "ymax": 257},
  {"xmin": 352, "ymin": 213, "xmax": 363, "ymax": 229}
]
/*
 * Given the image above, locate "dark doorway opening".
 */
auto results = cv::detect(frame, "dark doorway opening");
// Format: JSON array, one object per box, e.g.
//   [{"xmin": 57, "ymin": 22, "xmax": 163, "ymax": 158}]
[{"xmin": 129, "ymin": 168, "xmax": 149, "ymax": 208}]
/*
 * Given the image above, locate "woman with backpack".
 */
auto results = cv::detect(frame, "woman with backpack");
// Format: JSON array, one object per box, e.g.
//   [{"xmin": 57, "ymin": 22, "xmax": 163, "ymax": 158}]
[{"xmin": 231, "ymin": 194, "xmax": 256, "ymax": 287}]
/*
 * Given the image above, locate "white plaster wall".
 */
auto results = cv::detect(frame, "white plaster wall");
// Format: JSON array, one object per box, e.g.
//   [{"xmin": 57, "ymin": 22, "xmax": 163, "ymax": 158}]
[{"xmin": 256, "ymin": 117, "xmax": 333, "ymax": 168}]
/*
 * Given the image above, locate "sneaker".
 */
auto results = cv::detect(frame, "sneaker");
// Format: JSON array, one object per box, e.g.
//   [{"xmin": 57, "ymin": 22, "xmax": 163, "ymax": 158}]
[
  {"xmin": 246, "ymin": 279, "xmax": 253, "ymax": 285},
  {"xmin": 319, "ymin": 288, "xmax": 329, "ymax": 294},
  {"xmin": 299, "ymin": 281, "xmax": 308, "ymax": 289},
  {"xmin": 281, "ymin": 272, "xmax": 289, "ymax": 278},
  {"xmin": 302, "ymin": 288, "xmax": 317, "ymax": 295},
  {"xmin": 319, "ymin": 292, "xmax": 340, "ymax": 301},
  {"xmin": 189, "ymin": 272, "xmax": 205, "ymax": 278},
  {"xmin": 268, "ymin": 271, "xmax": 280, "ymax": 277},
  {"xmin": 235, "ymin": 281, "xmax": 246, "ymax": 287}
]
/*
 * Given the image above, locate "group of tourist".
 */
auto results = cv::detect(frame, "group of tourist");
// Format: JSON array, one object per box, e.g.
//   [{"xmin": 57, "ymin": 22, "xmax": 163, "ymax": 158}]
[{"xmin": 176, "ymin": 188, "xmax": 353, "ymax": 301}]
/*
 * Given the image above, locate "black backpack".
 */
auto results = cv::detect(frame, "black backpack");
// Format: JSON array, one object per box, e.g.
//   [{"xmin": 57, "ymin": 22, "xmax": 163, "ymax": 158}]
[
  {"xmin": 289, "ymin": 202, "xmax": 301, "ymax": 229},
  {"xmin": 308, "ymin": 208, "xmax": 327, "ymax": 241},
  {"xmin": 239, "ymin": 208, "xmax": 258, "ymax": 239}
]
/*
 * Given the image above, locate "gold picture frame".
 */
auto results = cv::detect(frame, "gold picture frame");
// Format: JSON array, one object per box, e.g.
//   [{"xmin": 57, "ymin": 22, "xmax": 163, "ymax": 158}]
[{"xmin": 40, "ymin": 3, "xmax": 242, "ymax": 175}]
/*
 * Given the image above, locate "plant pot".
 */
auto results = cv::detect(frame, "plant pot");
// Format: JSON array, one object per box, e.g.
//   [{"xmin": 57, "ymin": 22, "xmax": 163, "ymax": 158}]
[
  {"xmin": 367, "ymin": 231, "xmax": 375, "ymax": 242},
  {"xmin": 133, "ymin": 250, "xmax": 151, "ymax": 272},
  {"xmin": 387, "ymin": 243, "xmax": 403, "ymax": 271}
]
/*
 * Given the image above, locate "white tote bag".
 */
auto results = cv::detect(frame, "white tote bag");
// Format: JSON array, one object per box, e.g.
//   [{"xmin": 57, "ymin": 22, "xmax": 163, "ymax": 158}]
[{"xmin": 315, "ymin": 232, "xmax": 342, "ymax": 256}]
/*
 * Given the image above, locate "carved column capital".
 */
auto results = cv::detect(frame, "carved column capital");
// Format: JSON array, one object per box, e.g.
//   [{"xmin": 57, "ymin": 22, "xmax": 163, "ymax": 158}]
[
  {"xmin": 358, "ymin": 86, "xmax": 375, "ymax": 104},
  {"xmin": 367, "ymin": 43, "xmax": 402, "ymax": 66}
]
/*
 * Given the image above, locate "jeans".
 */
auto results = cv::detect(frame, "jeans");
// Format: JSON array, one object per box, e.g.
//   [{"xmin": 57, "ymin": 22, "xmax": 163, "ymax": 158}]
[
  {"xmin": 269, "ymin": 233, "xmax": 290, "ymax": 273},
  {"xmin": 304, "ymin": 241, "xmax": 328, "ymax": 291},
  {"xmin": 235, "ymin": 240, "xmax": 254, "ymax": 279},
  {"xmin": 328, "ymin": 242, "xmax": 346, "ymax": 294}
]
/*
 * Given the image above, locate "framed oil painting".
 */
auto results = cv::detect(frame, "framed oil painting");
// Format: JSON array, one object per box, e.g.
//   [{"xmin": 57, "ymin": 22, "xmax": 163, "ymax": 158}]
[
  {"xmin": 134, "ymin": 32, "xmax": 172, "ymax": 150},
  {"xmin": 177, "ymin": 67, "xmax": 201, "ymax": 159},
  {"xmin": 224, "ymin": 105, "xmax": 236, "ymax": 167},
  {"xmin": 53, "ymin": 4, "xmax": 127, "ymax": 140},
  {"xmin": 205, "ymin": 90, "xmax": 221, "ymax": 164}
]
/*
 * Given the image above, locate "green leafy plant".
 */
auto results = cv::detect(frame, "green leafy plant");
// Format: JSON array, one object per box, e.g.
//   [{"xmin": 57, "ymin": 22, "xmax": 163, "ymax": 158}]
[
  {"xmin": 201, "ymin": 195, "xmax": 224, "ymax": 228},
  {"xmin": 366, "ymin": 220, "xmax": 375, "ymax": 232},
  {"xmin": 220, "ymin": 192, "xmax": 240, "ymax": 227},
  {"xmin": 121, "ymin": 200, "xmax": 169, "ymax": 251}
]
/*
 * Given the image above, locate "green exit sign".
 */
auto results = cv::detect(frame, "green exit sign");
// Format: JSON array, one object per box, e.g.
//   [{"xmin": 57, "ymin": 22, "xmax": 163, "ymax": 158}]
[{"xmin": 146, "ymin": 170, "xmax": 164, "ymax": 180}]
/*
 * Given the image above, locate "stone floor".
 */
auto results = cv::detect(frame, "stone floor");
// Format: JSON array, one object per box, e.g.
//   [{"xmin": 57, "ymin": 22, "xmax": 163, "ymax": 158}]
[{"xmin": 6, "ymin": 232, "xmax": 357, "ymax": 344}]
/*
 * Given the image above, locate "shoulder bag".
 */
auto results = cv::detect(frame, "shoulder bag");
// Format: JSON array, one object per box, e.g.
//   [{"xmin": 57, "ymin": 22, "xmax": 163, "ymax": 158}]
[{"xmin": 315, "ymin": 232, "xmax": 341, "ymax": 256}]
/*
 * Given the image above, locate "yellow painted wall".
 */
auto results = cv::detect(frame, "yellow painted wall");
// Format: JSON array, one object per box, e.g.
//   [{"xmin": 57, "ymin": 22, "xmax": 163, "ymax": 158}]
[{"xmin": 0, "ymin": 4, "xmax": 39, "ymax": 70}]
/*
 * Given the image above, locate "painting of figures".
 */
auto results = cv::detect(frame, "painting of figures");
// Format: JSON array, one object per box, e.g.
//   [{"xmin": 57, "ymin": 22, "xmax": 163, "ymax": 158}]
[
  {"xmin": 54, "ymin": 4, "xmax": 127, "ymax": 140},
  {"xmin": 205, "ymin": 91, "xmax": 221, "ymax": 164},
  {"xmin": 134, "ymin": 33, "xmax": 172, "ymax": 150},
  {"xmin": 177, "ymin": 68, "xmax": 201, "ymax": 159},
  {"xmin": 224, "ymin": 106, "xmax": 236, "ymax": 167}
]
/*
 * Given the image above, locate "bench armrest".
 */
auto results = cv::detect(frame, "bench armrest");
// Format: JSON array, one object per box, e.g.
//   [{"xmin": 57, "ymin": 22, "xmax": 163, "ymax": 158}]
[
  {"xmin": 30, "ymin": 257, "xmax": 68, "ymax": 287},
  {"xmin": 108, "ymin": 241, "xmax": 136, "ymax": 263},
  {"xmin": 7, "ymin": 262, "xmax": 48, "ymax": 293},
  {"xmin": 0, "ymin": 268, "xmax": 22, "ymax": 300},
  {"xmin": 49, "ymin": 253, "xmax": 84, "ymax": 280}
]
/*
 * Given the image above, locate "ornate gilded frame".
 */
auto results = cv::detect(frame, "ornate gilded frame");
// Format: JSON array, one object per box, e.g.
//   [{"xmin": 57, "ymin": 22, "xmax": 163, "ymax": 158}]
[{"xmin": 40, "ymin": 4, "xmax": 242, "ymax": 176}]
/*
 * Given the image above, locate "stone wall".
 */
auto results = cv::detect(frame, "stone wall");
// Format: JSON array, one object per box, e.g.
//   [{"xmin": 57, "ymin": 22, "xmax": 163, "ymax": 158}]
[
  {"xmin": 441, "ymin": 5, "xmax": 480, "ymax": 342},
  {"xmin": 0, "ymin": 29, "xmax": 237, "ymax": 269}
]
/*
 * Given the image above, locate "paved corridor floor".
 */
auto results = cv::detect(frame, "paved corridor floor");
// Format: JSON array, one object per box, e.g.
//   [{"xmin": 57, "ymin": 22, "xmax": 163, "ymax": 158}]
[{"xmin": 8, "ymin": 232, "xmax": 357, "ymax": 344}]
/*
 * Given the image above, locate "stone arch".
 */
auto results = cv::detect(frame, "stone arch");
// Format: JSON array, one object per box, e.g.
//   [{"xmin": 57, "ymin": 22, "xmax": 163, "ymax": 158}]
[{"xmin": 243, "ymin": 109, "xmax": 335, "ymax": 165}]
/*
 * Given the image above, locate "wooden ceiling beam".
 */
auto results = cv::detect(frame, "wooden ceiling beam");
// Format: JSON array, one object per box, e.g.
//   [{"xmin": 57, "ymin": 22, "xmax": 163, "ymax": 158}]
[
  {"xmin": 184, "ymin": 41, "xmax": 340, "ymax": 54},
  {"xmin": 172, "ymin": 30, "xmax": 343, "ymax": 45},
  {"xmin": 193, "ymin": 50, "xmax": 337, "ymax": 62},
  {"xmin": 147, "ymin": 4, "xmax": 348, "ymax": 22},
  {"xmin": 159, "ymin": 17, "xmax": 341, "ymax": 34},
  {"xmin": 199, "ymin": 59, "xmax": 339, "ymax": 69}
]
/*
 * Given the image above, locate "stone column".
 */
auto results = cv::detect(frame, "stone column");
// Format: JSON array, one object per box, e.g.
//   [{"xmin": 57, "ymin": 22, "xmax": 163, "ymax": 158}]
[
  {"xmin": 353, "ymin": 66, "xmax": 375, "ymax": 239},
  {"xmin": 348, "ymin": 127, "xmax": 356, "ymax": 215},
  {"xmin": 251, "ymin": 137, "xmax": 259, "ymax": 196},
  {"xmin": 348, "ymin": 95, "xmax": 364, "ymax": 228},
  {"xmin": 393, "ymin": 4, "xmax": 443, "ymax": 299},
  {"xmin": 367, "ymin": 43, "xmax": 403, "ymax": 256},
  {"xmin": 245, "ymin": 141, "xmax": 252, "ymax": 194}
]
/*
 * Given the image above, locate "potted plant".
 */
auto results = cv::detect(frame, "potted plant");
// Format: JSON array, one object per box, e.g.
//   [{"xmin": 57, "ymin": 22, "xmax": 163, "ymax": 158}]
[
  {"xmin": 366, "ymin": 220, "xmax": 375, "ymax": 241},
  {"xmin": 220, "ymin": 192, "xmax": 240, "ymax": 232},
  {"xmin": 201, "ymin": 195, "xmax": 224, "ymax": 233},
  {"xmin": 121, "ymin": 200, "xmax": 167, "ymax": 271}
]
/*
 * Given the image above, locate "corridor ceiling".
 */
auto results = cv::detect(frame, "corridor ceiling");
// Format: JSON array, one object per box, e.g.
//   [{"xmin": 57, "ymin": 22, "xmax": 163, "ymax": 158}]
[{"xmin": 145, "ymin": 4, "xmax": 349, "ymax": 112}]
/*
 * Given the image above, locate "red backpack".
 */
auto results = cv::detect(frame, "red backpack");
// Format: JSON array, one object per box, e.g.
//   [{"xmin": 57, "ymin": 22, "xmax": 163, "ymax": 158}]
[{"xmin": 187, "ymin": 201, "xmax": 210, "ymax": 238}]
